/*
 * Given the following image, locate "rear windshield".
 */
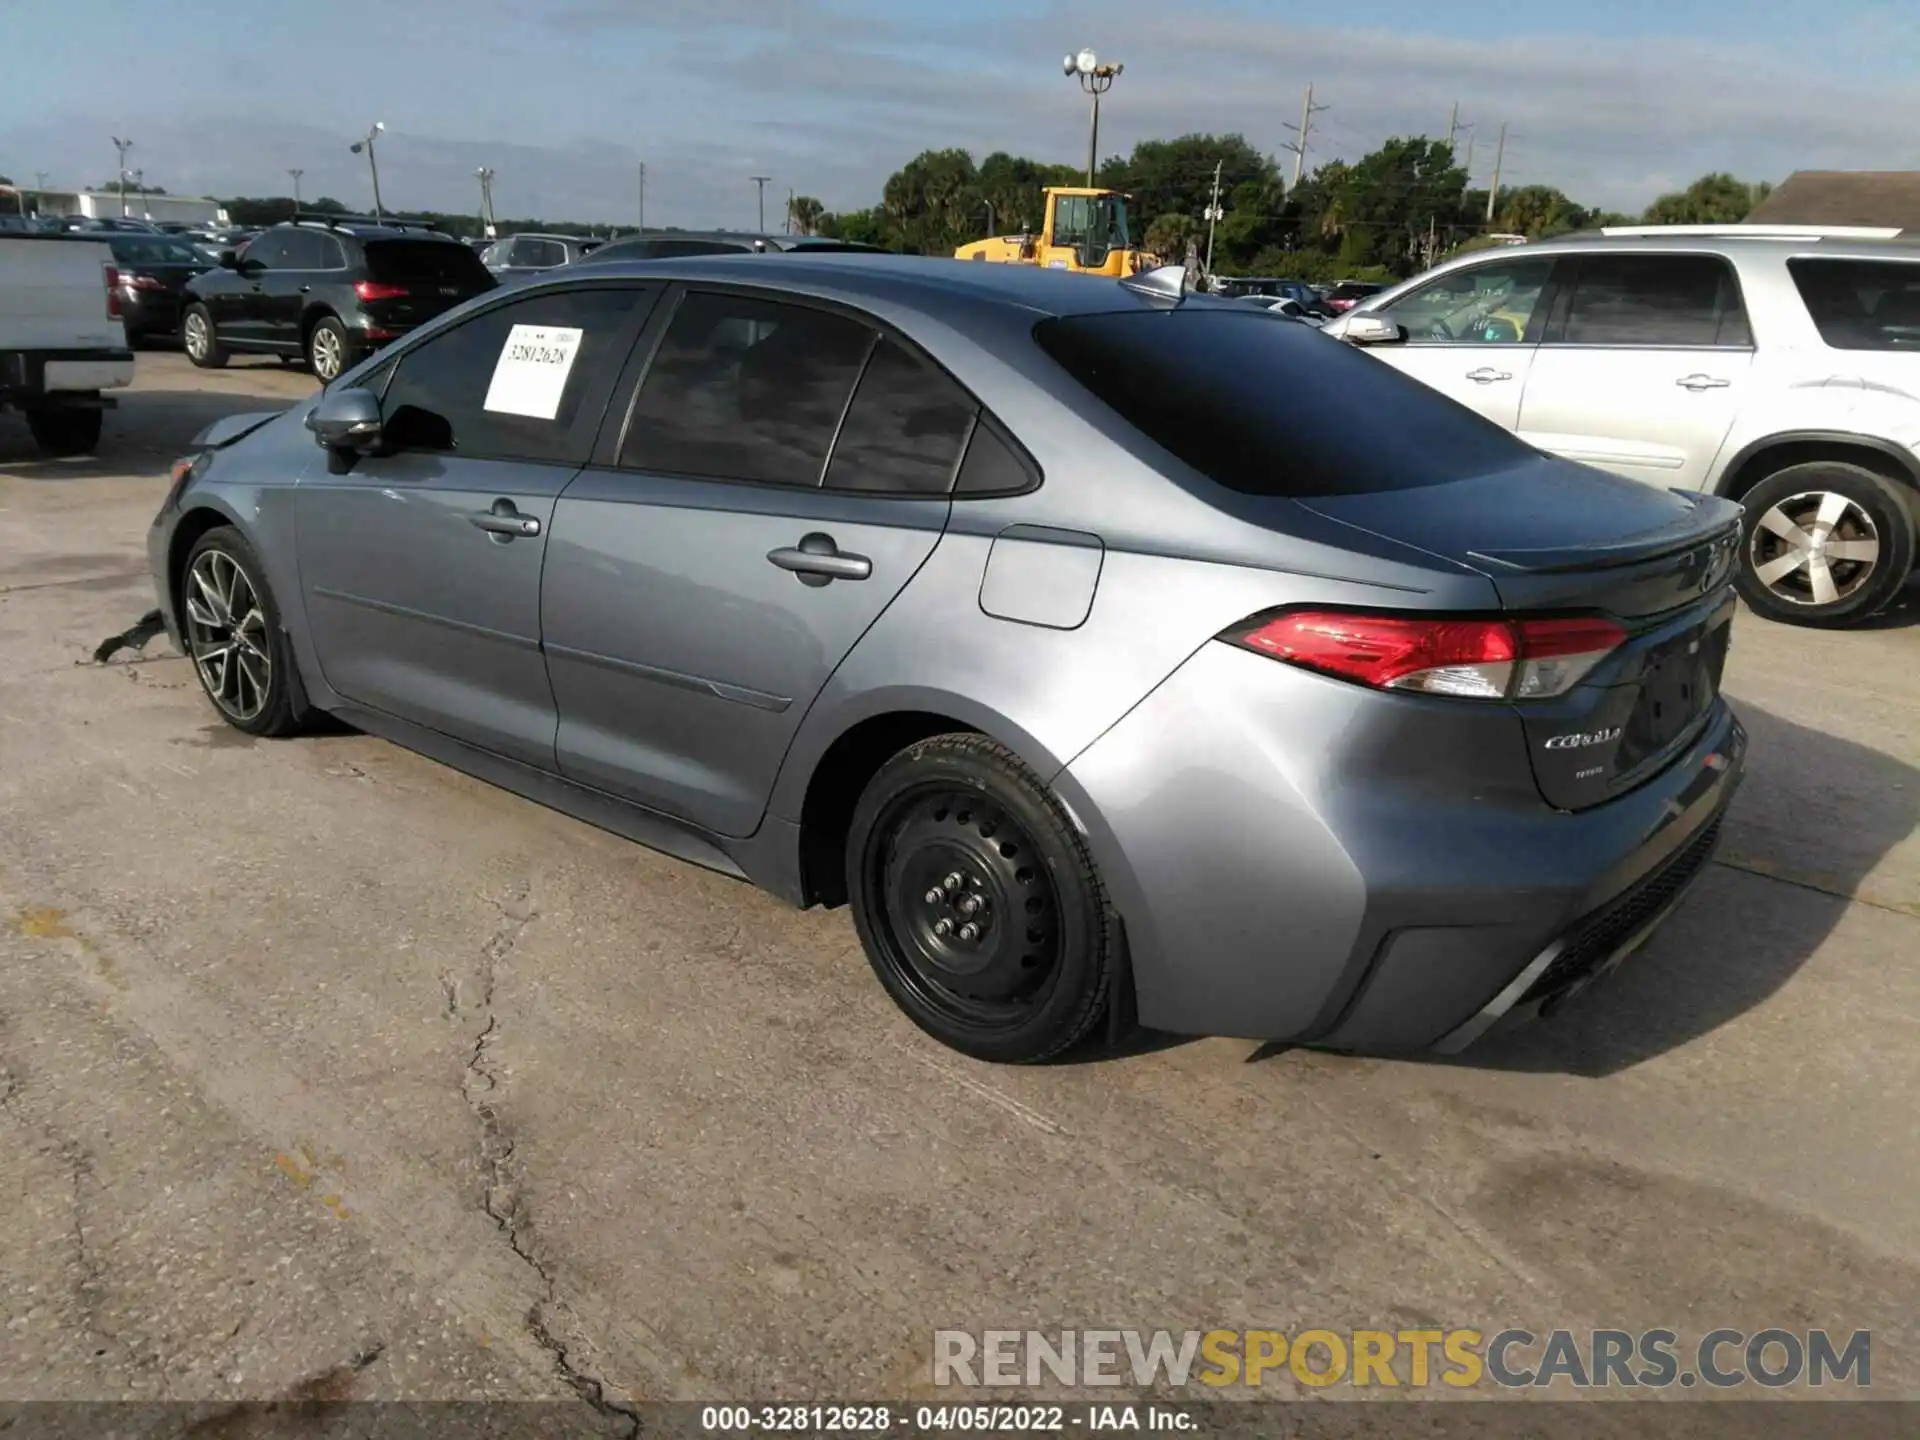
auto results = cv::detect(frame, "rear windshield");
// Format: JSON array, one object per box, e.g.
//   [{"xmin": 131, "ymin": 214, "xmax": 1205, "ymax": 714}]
[
  {"xmin": 1033, "ymin": 309, "xmax": 1538, "ymax": 497},
  {"xmin": 1788, "ymin": 257, "xmax": 1920, "ymax": 350},
  {"xmin": 108, "ymin": 235, "xmax": 209, "ymax": 265},
  {"xmin": 583, "ymin": 238, "xmax": 754, "ymax": 263},
  {"xmin": 365, "ymin": 239, "xmax": 496, "ymax": 288}
]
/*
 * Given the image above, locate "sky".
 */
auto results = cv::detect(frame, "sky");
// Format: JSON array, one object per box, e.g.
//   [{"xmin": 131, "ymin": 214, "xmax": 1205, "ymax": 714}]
[{"xmin": 5, "ymin": 0, "xmax": 1920, "ymax": 229}]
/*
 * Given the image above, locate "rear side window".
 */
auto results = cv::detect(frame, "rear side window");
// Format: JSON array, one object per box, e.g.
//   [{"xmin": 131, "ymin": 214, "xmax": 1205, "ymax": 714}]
[
  {"xmin": 620, "ymin": 292, "xmax": 874, "ymax": 487},
  {"xmin": 380, "ymin": 286, "xmax": 650, "ymax": 463},
  {"xmin": 366, "ymin": 239, "xmax": 496, "ymax": 290},
  {"xmin": 1558, "ymin": 254, "xmax": 1750, "ymax": 346},
  {"xmin": 1788, "ymin": 258, "xmax": 1920, "ymax": 350},
  {"xmin": 1034, "ymin": 309, "xmax": 1537, "ymax": 498},
  {"xmin": 953, "ymin": 413, "xmax": 1039, "ymax": 496},
  {"xmin": 278, "ymin": 230, "xmax": 328, "ymax": 268},
  {"xmin": 516, "ymin": 237, "xmax": 567, "ymax": 268},
  {"xmin": 823, "ymin": 337, "xmax": 976, "ymax": 495}
]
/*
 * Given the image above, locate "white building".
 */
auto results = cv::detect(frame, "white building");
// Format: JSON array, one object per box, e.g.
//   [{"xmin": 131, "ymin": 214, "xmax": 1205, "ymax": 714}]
[{"xmin": 28, "ymin": 188, "xmax": 230, "ymax": 227}]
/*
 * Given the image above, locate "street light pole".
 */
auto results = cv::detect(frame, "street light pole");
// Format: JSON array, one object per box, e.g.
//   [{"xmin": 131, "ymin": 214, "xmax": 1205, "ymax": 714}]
[
  {"xmin": 1202, "ymin": 161, "xmax": 1224, "ymax": 278},
  {"xmin": 476, "ymin": 167, "xmax": 496, "ymax": 237},
  {"xmin": 111, "ymin": 136, "xmax": 133, "ymax": 216},
  {"xmin": 349, "ymin": 122, "xmax": 386, "ymax": 222},
  {"xmin": 288, "ymin": 168, "xmax": 304, "ymax": 219},
  {"xmin": 751, "ymin": 175, "xmax": 771, "ymax": 234},
  {"xmin": 1064, "ymin": 50, "xmax": 1122, "ymax": 187}
]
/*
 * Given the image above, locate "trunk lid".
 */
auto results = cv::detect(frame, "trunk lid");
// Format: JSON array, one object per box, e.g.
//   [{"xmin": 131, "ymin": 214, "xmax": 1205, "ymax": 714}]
[
  {"xmin": 361, "ymin": 239, "xmax": 497, "ymax": 328},
  {"xmin": 1299, "ymin": 455, "xmax": 1743, "ymax": 811}
]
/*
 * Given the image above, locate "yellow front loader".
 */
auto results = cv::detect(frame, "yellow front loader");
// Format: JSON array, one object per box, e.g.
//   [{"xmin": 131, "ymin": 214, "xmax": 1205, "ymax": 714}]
[{"xmin": 954, "ymin": 187, "xmax": 1157, "ymax": 276}]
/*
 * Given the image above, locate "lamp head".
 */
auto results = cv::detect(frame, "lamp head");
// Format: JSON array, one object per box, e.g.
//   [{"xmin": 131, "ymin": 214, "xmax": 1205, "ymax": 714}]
[{"xmin": 1075, "ymin": 48, "xmax": 1097, "ymax": 75}]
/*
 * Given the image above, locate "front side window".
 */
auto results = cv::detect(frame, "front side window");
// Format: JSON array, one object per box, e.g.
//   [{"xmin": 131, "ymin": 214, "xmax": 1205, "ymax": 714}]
[
  {"xmin": 619, "ymin": 292, "xmax": 874, "ymax": 487},
  {"xmin": 1053, "ymin": 196, "xmax": 1092, "ymax": 249},
  {"xmin": 1558, "ymin": 254, "xmax": 1751, "ymax": 347},
  {"xmin": 1787, "ymin": 258, "xmax": 1920, "ymax": 350},
  {"xmin": 1378, "ymin": 258, "xmax": 1553, "ymax": 345},
  {"xmin": 241, "ymin": 233, "xmax": 293, "ymax": 269},
  {"xmin": 278, "ymin": 230, "xmax": 327, "ymax": 269},
  {"xmin": 379, "ymin": 286, "xmax": 649, "ymax": 463}
]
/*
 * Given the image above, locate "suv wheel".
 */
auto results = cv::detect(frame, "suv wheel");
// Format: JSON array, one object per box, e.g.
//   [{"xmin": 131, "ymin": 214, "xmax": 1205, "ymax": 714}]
[
  {"xmin": 182, "ymin": 305, "xmax": 228, "ymax": 369},
  {"xmin": 1734, "ymin": 461, "xmax": 1916, "ymax": 627},
  {"xmin": 306, "ymin": 316, "xmax": 355, "ymax": 382}
]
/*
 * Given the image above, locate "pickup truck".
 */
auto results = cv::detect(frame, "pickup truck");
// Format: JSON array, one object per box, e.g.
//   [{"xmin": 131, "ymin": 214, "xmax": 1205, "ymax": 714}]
[{"xmin": 1, "ymin": 231, "xmax": 135, "ymax": 456}]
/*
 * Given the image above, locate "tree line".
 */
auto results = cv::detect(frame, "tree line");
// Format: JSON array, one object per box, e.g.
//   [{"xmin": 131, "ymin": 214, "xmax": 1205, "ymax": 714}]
[{"xmin": 800, "ymin": 135, "xmax": 1775, "ymax": 282}]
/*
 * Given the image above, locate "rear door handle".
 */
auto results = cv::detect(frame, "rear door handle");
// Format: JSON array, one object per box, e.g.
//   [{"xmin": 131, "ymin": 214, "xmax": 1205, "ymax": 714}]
[
  {"xmin": 1677, "ymin": 374, "xmax": 1731, "ymax": 391},
  {"xmin": 467, "ymin": 499, "xmax": 541, "ymax": 539},
  {"xmin": 1465, "ymin": 367, "xmax": 1513, "ymax": 384},
  {"xmin": 767, "ymin": 532, "xmax": 871, "ymax": 585}
]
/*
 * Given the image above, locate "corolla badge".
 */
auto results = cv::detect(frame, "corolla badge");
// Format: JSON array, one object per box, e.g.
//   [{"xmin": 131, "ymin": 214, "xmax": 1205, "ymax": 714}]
[{"xmin": 1544, "ymin": 728, "xmax": 1622, "ymax": 750}]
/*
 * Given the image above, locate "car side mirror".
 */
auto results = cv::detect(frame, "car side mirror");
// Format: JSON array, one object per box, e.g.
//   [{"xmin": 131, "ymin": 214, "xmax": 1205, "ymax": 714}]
[
  {"xmin": 1340, "ymin": 314, "xmax": 1407, "ymax": 346},
  {"xmin": 306, "ymin": 388, "xmax": 384, "ymax": 471}
]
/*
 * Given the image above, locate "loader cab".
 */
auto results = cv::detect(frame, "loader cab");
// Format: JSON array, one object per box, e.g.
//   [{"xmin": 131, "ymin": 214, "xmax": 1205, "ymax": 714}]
[{"xmin": 1042, "ymin": 189, "xmax": 1133, "ymax": 274}]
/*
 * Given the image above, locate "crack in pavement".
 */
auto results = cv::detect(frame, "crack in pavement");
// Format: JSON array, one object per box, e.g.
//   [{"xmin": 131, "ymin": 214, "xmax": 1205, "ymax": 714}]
[{"xmin": 455, "ymin": 882, "xmax": 642, "ymax": 1438}]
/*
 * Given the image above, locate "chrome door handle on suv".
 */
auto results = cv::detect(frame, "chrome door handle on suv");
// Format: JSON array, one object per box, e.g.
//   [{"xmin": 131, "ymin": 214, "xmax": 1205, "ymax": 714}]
[
  {"xmin": 467, "ymin": 499, "xmax": 541, "ymax": 540},
  {"xmin": 768, "ymin": 533, "xmax": 872, "ymax": 586},
  {"xmin": 1465, "ymin": 367, "xmax": 1513, "ymax": 384},
  {"xmin": 1676, "ymin": 374, "xmax": 1731, "ymax": 391}
]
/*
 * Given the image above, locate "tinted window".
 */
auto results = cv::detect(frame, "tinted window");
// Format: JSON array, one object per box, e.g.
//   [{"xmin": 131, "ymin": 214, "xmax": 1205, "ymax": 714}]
[
  {"xmin": 107, "ymin": 235, "xmax": 208, "ymax": 266},
  {"xmin": 380, "ymin": 287, "xmax": 648, "ymax": 463},
  {"xmin": 313, "ymin": 234, "xmax": 346, "ymax": 269},
  {"xmin": 620, "ymin": 292, "xmax": 873, "ymax": 487},
  {"xmin": 1559, "ymin": 254, "xmax": 1749, "ymax": 346},
  {"xmin": 823, "ymin": 338, "xmax": 976, "ymax": 494},
  {"xmin": 277, "ymin": 230, "xmax": 328, "ymax": 268},
  {"xmin": 1788, "ymin": 258, "xmax": 1920, "ymax": 350},
  {"xmin": 953, "ymin": 413, "xmax": 1039, "ymax": 496},
  {"xmin": 1034, "ymin": 309, "xmax": 1535, "ymax": 498},
  {"xmin": 365, "ymin": 239, "xmax": 496, "ymax": 289},
  {"xmin": 1379, "ymin": 258, "xmax": 1553, "ymax": 345},
  {"xmin": 516, "ymin": 237, "xmax": 567, "ymax": 268},
  {"xmin": 242, "ymin": 232, "xmax": 293, "ymax": 268}
]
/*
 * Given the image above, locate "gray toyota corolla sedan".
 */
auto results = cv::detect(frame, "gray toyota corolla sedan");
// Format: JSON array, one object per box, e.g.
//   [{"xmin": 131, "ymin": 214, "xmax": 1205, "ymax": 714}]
[{"xmin": 148, "ymin": 255, "xmax": 1747, "ymax": 1064}]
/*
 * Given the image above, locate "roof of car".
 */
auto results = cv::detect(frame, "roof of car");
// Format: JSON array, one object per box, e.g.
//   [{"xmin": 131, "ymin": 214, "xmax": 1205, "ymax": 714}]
[
  {"xmin": 531, "ymin": 252, "xmax": 1238, "ymax": 319},
  {"xmin": 1515, "ymin": 225, "xmax": 1920, "ymax": 261}
]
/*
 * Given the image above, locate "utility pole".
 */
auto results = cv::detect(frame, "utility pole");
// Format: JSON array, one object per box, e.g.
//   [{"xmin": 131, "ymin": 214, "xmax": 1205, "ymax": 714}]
[
  {"xmin": 288, "ymin": 168, "xmax": 304, "ymax": 219},
  {"xmin": 1446, "ymin": 102, "xmax": 1458, "ymax": 153},
  {"xmin": 1485, "ymin": 121, "xmax": 1507, "ymax": 223},
  {"xmin": 1202, "ymin": 160, "xmax": 1224, "ymax": 278},
  {"xmin": 1282, "ymin": 84, "xmax": 1329, "ymax": 189},
  {"xmin": 751, "ymin": 175, "xmax": 771, "ymax": 234},
  {"xmin": 111, "ymin": 136, "xmax": 133, "ymax": 216},
  {"xmin": 637, "ymin": 162, "xmax": 646, "ymax": 232},
  {"xmin": 785, "ymin": 187, "xmax": 793, "ymax": 234}
]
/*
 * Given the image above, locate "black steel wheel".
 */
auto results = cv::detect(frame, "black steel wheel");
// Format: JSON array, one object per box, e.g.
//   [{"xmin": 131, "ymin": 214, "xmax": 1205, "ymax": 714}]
[
  {"xmin": 847, "ymin": 733, "xmax": 1117, "ymax": 1063},
  {"xmin": 180, "ymin": 528, "xmax": 310, "ymax": 737}
]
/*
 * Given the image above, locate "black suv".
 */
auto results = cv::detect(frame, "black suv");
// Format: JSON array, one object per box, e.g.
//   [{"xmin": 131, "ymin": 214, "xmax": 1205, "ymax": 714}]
[{"xmin": 181, "ymin": 219, "xmax": 498, "ymax": 380}]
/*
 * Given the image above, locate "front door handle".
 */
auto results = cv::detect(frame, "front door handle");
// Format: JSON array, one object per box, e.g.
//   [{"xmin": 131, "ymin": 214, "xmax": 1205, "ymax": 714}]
[
  {"xmin": 467, "ymin": 499, "xmax": 541, "ymax": 540},
  {"xmin": 1676, "ymin": 374, "xmax": 1731, "ymax": 391},
  {"xmin": 1465, "ymin": 367, "xmax": 1513, "ymax": 384},
  {"xmin": 767, "ymin": 532, "xmax": 871, "ymax": 586}
]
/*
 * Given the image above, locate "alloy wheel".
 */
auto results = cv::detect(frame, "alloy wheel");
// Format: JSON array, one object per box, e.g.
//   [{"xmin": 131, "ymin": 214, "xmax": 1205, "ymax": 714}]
[
  {"xmin": 183, "ymin": 312, "xmax": 209, "ymax": 360},
  {"xmin": 1747, "ymin": 490, "xmax": 1882, "ymax": 608},
  {"xmin": 866, "ymin": 788, "xmax": 1064, "ymax": 1033},
  {"xmin": 310, "ymin": 326, "xmax": 344, "ymax": 381},
  {"xmin": 184, "ymin": 549, "xmax": 273, "ymax": 722}
]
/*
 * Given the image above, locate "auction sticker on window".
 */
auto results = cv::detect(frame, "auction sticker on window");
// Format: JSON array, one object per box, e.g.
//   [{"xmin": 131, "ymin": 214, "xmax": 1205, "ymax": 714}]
[{"xmin": 483, "ymin": 324, "xmax": 584, "ymax": 419}]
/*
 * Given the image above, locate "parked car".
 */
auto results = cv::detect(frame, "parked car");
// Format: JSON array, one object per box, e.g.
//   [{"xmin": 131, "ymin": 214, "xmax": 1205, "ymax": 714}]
[
  {"xmin": 103, "ymin": 232, "xmax": 215, "ymax": 346},
  {"xmin": 1217, "ymin": 276, "xmax": 1336, "ymax": 317},
  {"xmin": 1267, "ymin": 298, "xmax": 1326, "ymax": 326},
  {"xmin": 1323, "ymin": 280, "xmax": 1386, "ymax": 313},
  {"xmin": 181, "ymin": 219, "xmax": 497, "ymax": 380},
  {"xmin": 573, "ymin": 232, "xmax": 885, "ymax": 264},
  {"xmin": 0, "ymin": 230, "xmax": 134, "ymax": 455},
  {"xmin": 481, "ymin": 232, "xmax": 604, "ymax": 284},
  {"xmin": 149, "ymin": 255, "xmax": 1746, "ymax": 1064},
  {"xmin": 1323, "ymin": 224, "xmax": 1920, "ymax": 627}
]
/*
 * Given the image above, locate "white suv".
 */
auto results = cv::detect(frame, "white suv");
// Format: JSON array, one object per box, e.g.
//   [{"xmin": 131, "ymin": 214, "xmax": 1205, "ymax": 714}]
[{"xmin": 1323, "ymin": 225, "xmax": 1920, "ymax": 628}]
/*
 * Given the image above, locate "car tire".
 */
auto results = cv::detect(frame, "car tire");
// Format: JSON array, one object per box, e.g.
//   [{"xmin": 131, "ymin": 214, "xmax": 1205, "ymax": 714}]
[
  {"xmin": 179, "ymin": 527, "xmax": 310, "ymax": 738},
  {"xmin": 24, "ymin": 405, "xmax": 103, "ymax": 458},
  {"xmin": 182, "ymin": 305, "xmax": 228, "ymax": 369},
  {"xmin": 1734, "ymin": 461, "xmax": 1917, "ymax": 628},
  {"xmin": 306, "ymin": 316, "xmax": 355, "ymax": 383},
  {"xmin": 846, "ymin": 733, "xmax": 1116, "ymax": 1064}
]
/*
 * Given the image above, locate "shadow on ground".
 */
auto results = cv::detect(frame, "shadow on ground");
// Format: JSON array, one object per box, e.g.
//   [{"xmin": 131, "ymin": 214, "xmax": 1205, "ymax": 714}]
[
  {"xmin": 1442, "ymin": 698, "xmax": 1917, "ymax": 1077},
  {"xmin": 0, "ymin": 384, "xmax": 304, "ymax": 481}
]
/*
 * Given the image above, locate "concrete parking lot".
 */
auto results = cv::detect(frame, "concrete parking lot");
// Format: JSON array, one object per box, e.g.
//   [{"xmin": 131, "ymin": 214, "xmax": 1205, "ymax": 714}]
[{"xmin": 3, "ymin": 353, "xmax": 1918, "ymax": 1422}]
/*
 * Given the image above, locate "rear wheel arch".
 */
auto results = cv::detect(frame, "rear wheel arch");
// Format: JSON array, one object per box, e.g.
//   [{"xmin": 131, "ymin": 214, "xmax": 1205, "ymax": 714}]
[{"xmin": 1716, "ymin": 432, "xmax": 1920, "ymax": 515}]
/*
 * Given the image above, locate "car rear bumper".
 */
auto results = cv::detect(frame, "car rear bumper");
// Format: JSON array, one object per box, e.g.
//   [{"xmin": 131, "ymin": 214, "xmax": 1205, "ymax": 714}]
[
  {"xmin": 1, "ymin": 347, "xmax": 134, "ymax": 399},
  {"xmin": 1054, "ymin": 640, "xmax": 1747, "ymax": 1051},
  {"xmin": 123, "ymin": 293, "xmax": 184, "ymax": 335}
]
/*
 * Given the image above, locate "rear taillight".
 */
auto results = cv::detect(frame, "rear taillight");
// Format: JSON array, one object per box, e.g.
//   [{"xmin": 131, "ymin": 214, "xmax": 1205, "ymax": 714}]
[
  {"xmin": 104, "ymin": 264, "xmax": 123, "ymax": 319},
  {"xmin": 1223, "ymin": 609, "xmax": 1627, "ymax": 701},
  {"xmin": 354, "ymin": 280, "xmax": 409, "ymax": 301},
  {"xmin": 119, "ymin": 272, "xmax": 168, "ymax": 292}
]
